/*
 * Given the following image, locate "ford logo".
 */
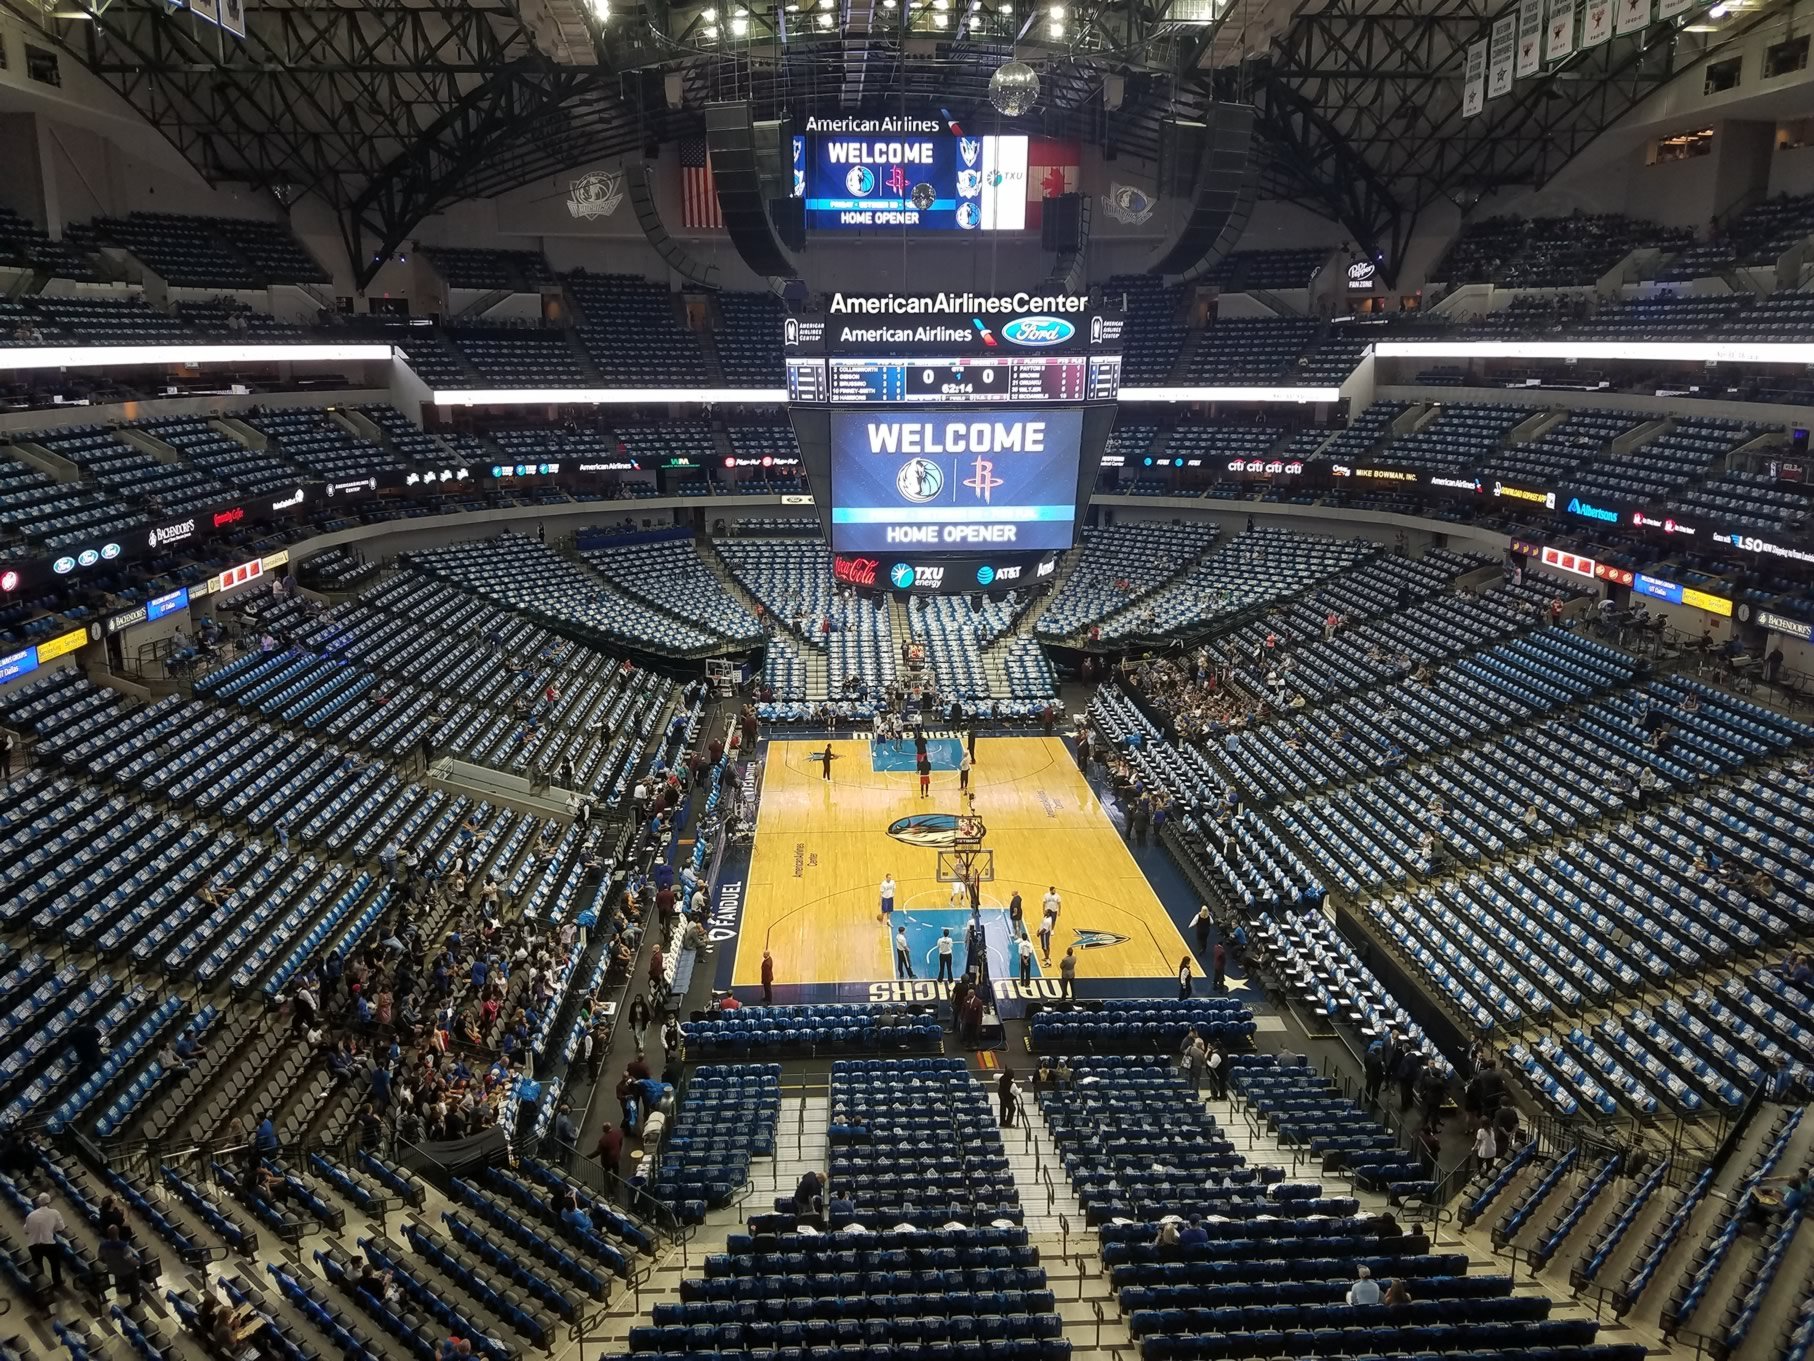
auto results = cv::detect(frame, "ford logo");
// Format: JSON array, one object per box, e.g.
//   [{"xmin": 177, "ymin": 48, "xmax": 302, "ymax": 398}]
[
  {"xmin": 1000, "ymin": 316, "xmax": 1075, "ymax": 347},
  {"xmin": 53, "ymin": 557, "xmax": 76, "ymax": 575}
]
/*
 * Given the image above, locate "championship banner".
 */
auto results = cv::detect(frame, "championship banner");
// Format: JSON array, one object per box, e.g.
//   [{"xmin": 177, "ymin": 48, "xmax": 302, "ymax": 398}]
[
  {"xmin": 1583, "ymin": 0, "xmax": 1613, "ymax": 45},
  {"xmin": 189, "ymin": 0, "xmax": 219, "ymax": 25},
  {"xmin": 1463, "ymin": 40, "xmax": 1490, "ymax": 117},
  {"xmin": 1615, "ymin": 0, "xmax": 1651, "ymax": 35},
  {"xmin": 219, "ymin": 0, "xmax": 245, "ymax": 37},
  {"xmin": 1546, "ymin": 0, "xmax": 1578, "ymax": 61},
  {"xmin": 1517, "ymin": 0, "xmax": 1546, "ymax": 76},
  {"xmin": 1488, "ymin": 14, "xmax": 1518, "ymax": 97},
  {"xmin": 1656, "ymin": 0, "xmax": 1691, "ymax": 18}
]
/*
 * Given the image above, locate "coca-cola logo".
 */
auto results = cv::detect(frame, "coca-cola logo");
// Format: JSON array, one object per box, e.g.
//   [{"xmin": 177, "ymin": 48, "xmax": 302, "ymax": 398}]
[
  {"xmin": 833, "ymin": 555, "xmax": 879, "ymax": 587},
  {"xmin": 213, "ymin": 506, "xmax": 245, "ymax": 528}
]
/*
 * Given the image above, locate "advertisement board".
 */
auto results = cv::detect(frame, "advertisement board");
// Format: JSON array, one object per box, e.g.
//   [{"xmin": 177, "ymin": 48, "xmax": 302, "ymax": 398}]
[
  {"xmin": 828, "ymin": 409, "xmax": 1083, "ymax": 554},
  {"xmin": 834, "ymin": 552, "xmax": 1060, "ymax": 593}
]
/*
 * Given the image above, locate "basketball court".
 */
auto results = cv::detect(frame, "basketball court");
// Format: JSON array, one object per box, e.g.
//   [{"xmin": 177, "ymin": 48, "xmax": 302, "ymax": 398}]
[{"xmin": 720, "ymin": 735, "xmax": 1194, "ymax": 1004}]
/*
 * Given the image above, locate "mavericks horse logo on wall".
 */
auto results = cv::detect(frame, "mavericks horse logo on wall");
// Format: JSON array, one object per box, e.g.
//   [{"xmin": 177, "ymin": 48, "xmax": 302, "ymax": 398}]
[{"xmin": 568, "ymin": 170, "xmax": 625, "ymax": 220}]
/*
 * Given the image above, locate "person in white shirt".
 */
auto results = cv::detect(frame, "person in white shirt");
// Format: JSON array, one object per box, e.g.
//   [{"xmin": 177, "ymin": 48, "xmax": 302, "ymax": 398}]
[
  {"xmin": 1473, "ymin": 1122, "xmax": 1498, "ymax": 1173},
  {"xmin": 948, "ymin": 879, "xmax": 969, "ymax": 911},
  {"xmin": 936, "ymin": 929, "xmax": 955, "ymax": 983},
  {"xmin": 1042, "ymin": 886, "xmax": 1061, "ymax": 919},
  {"xmin": 879, "ymin": 874, "xmax": 896, "ymax": 921},
  {"xmin": 894, "ymin": 927, "xmax": 915, "ymax": 979},
  {"xmin": 1038, "ymin": 909, "xmax": 1057, "ymax": 963},
  {"xmin": 24, "ymin": 1192, "xmax": 65, "ymax": 1285},
  {"xmin": 1018, "ymin": 934, "xmax": 1035, "ymax": 983},
  {"xmin": 1347, "ymin": 1264, "xmax": 1380, "ymax": 1306}
]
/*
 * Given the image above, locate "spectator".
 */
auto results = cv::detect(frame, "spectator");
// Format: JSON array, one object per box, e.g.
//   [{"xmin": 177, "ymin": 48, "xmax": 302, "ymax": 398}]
[
  {"xmin": 1472, "ymin": 1120, "xmax": 1498, "ymax": 1175},
  {"xmin": 1383, "ymin": 1278, "xmax": 1412, "ymax": 1306},
  {"xmin": 1347, "ymin": 1264, "xmax": 1381, "ymax": 1306},
  {"xmin": 793, "ymin": 1169, "xmax": 825, "ymax": 1219},
  {"xmin": 25, "ymin": 1192, "xmax": 65, "ymax": 1286}
]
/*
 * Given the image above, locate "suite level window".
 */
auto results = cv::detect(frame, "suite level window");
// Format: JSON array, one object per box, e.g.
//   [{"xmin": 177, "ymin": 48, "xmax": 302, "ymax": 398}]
[
  {"xmin": 25, "ymin": 44, "xmax": 59, "ymax": 86},
  {"xmin": 1704, "ymin": 56, "xmax": 1742, "ymax": 94},
  {"xmin": 1649, "ymin": 129, "xmax": 1714, "ymax": 164},
  {"xmin": 1765, "ymin": 35, "xmax": 1809, "ymax": 79}
]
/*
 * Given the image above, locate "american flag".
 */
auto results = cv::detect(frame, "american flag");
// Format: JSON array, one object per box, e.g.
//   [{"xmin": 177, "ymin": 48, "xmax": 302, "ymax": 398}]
[{"xmin": 680, "ymin": 135, "xmax": 722, "ymax": 231}]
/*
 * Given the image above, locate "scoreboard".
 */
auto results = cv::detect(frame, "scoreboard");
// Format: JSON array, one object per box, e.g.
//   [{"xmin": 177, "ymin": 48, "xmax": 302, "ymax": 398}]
[{"xmin": 788, "ymin": 354, "xmax": 1122, "ymax": 405}]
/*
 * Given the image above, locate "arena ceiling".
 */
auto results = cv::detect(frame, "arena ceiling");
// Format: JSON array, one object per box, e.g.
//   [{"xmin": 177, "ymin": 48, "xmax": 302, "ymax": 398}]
[{"xmin": 1, "ymin": 0, "xmax": 1764, "ymax": 284}]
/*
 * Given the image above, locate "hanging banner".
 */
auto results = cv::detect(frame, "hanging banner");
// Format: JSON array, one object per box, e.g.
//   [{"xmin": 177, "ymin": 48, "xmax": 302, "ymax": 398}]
[
  {"xmin": 1488, "ymin": 14, "xmax": 1518, "ymax": 97},
  {"xmin": 1583, "ymin": 0, "xmax": 1614, "ymax": 45},
  {"xmin": 1546, "ymin": 0, "xmax": 1578, "ymax": 60},
  {"xmin": 1463, "ymin": 39, "xmax": 1490, "ymax": 116},
  {"xmin": 1656, "ymin": 0, "xmax": 1691, "ymax": 17},
  {"xmin": 1615, "ymin": 0, "xmax": 1651, "ymax": 34},
  {"xmin": 1516, "ymin": 0, "xmax": 1546, "ymax": 74},
  {"xmin": 188, "ymin": 0, "xmax": 219, "ymax": 25},
  {"xmin": 219, "ymin": 0, "xmax": 246, "ymax": 37}
]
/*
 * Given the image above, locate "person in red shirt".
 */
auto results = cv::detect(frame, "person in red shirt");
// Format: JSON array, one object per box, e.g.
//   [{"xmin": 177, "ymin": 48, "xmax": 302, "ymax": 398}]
[
  {"xmin": 648, "ymin": 945, "xmax": 665, "ymax": 991},
  {"xmin": 595, "ymin": 1124, "xmax": 623, "ymax": 1168}
]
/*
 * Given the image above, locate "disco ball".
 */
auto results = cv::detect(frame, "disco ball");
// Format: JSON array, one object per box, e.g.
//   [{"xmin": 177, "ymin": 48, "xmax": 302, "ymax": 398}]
[
  {"xmin": 988, "ymin": 61, "xmax": 1040, "ymax": 116},
  {"xmin": 911, "ymin": 182, "xmax": 936, "ymax": 210}
]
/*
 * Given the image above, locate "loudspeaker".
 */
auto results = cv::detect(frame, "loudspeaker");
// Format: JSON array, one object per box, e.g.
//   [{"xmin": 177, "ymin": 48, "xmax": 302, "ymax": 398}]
[
  {"xmin": 753, "ymin": 118, "xmax": 792, "ymax": 198},
  {"xmin": 624, "ymin": 162, "xmax": 721, "ymax": 289},
  {"xmin": 705, "ymin": 100, "xmax": 799, "ymax": 280},
  {"xmin": 1147, "ymin": 104, "xmax": 1259, "ymax": 283},
  {"xmin": 771, "ymin": 194, "xmax": 806, "ymax": 253},
  {"xmin": 1041, "ymin": 193, "xmax": 1084, "ymax": 253},
  {"xmin": 1047, "ymin": 194, "xmax": 1091, "ymax": 295},
  {"xmin": 1156, "ymin": 118, "xmax": 1207, "ymax": 200}
]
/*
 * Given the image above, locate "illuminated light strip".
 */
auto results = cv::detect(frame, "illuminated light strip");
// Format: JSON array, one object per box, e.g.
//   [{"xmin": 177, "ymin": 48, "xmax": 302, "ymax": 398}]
[
  {"xmin": 1375, "ymin": 339, "xmax": 1814, "ymax": 365},
  {"xmin": 831, "ymin": 505, "xmax": 1074, "ymax": 524},
  {"xmin": 0, "ymin": 344, "xmax": 394, "ymax": 372},
  {"xmin": 433, "ymin": 387, "xmax": 790, "ymax": 406},
  {"xmin": 1119, "ymin": 385, "xmax": 1344, "ymax": 403}
]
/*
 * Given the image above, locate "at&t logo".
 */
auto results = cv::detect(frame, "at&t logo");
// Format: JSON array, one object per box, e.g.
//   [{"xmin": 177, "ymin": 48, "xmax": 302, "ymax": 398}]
[{"xmin": 975, "ymin": 564, "xmax": 996, "ymax": 586}]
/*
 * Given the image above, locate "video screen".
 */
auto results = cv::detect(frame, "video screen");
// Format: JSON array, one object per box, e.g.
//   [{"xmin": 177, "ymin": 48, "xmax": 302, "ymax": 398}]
[
  {"xmin": 829, "ymin": 408, "xmax": 1082, "ymax": 553},
  {"xmin": 796, "ymin": 131, "xmax": 1028, "ymax": 231}
]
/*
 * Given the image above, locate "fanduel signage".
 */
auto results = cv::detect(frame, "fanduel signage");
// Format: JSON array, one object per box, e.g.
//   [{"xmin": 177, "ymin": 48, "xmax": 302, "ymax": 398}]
[{"xmin": 1566, "ymin": 497, "xmax": 1619, "ymax": 523}]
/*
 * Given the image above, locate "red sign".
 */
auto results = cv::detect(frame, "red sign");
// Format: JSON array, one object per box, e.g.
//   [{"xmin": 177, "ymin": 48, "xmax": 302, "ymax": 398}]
[
  {"xmin": 833, "ymin": 555, "xmax": 879, "ymax": 588},
  {"xmin": 0, "ymin": 570, "xmax": 17, "ymax": 593},
  {"xmin": 1540, "ymin": 546, "xmax": 1597, "ymax": 580},
  {"xmin": 1593, "ymin": 563, "xmax": 1635, "ymax": 586},
  {"xmin": 213, "ymin": 506, "xmax": 246, "ymax": 528}
]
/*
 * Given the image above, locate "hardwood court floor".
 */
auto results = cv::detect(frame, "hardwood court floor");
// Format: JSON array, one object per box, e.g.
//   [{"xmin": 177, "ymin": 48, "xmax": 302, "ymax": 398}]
[{"xmin": 732, "ymin": 737, "xmax": 1192, "ymax": 988}]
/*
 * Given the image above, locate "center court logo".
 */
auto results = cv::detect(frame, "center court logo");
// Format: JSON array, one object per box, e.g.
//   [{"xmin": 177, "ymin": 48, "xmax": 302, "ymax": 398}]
[
  {"xmin": 885, "ymin": 813, "xmax": 989, "ymax": 848},
  {"xmin": 1073, "ymin": 928, "xmax": 1130, "ymax": 950}
]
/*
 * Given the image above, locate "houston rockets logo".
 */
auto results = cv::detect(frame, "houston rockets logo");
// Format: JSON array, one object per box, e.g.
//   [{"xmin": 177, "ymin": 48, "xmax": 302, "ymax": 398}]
[
  {"xmin": 884, "ymin": 165, "xmax": 909, "ymax": 197},
  {"xmin": 963, "ymin": 456, "xmax": 1004, "ymax": 503}
]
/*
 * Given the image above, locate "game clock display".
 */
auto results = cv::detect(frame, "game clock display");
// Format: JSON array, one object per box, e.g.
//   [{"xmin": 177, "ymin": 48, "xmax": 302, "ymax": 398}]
[{"xmin": 829, "ymin": 409, "xmax": 1083, "ymax": 554}]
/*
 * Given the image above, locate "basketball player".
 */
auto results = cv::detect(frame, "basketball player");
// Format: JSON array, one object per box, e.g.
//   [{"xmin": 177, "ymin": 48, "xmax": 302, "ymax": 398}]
[
  {"xmin": 820, "ymin": 743, "xmax": 837, "ymax": 782},
  {"xmin": 879, "ymin": 873, "xmax": 896, "ymax": 922},
  {"xmin": 917, "ymin": 754, "xmax": 932, "ymax": 798}
]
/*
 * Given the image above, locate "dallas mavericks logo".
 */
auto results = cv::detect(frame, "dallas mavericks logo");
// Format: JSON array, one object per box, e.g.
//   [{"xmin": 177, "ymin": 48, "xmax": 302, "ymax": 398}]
[
  {"xmin": 886, "ymin": 814, "xmax": 989, "ymax": 848},
  {"xmin": 896, "ymin": 457, "xmax": 944, "ymax": 503},
  {"xmin": 1102, "ymin": 182, "xmax": 1157, "ymax": 226},
  {"xmin": 959, "ymin": 137, "xmax": 981, "ymax": 167},
  {"xmin": 567, "ymin": 170, "xmax": 625, "ymax": 220},
  {"xmin": 1073, "ymin": 928, "xmax": 1130, "ymax": 950},
  {"xmin": 846, "ymin": 166, "xmax": 876, "ymax": 197}
]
